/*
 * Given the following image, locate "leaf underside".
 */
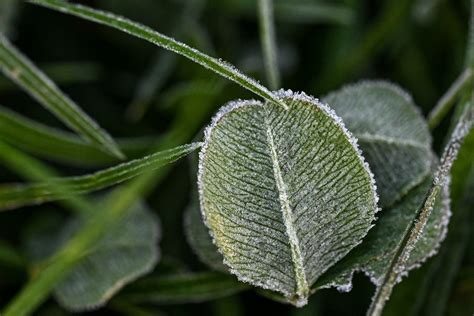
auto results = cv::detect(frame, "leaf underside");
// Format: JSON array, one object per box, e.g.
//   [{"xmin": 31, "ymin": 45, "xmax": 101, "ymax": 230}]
[
  {"xmin": 198, "ymin": 90, "xmax": 378, "ymax": 306},
  {"xmin": 323, "ymin": 81, "xmax": 432, "ymax": 208},
  {"xmin": 24, "ymin": 201, "xmax": 160, "ymax": 311}
]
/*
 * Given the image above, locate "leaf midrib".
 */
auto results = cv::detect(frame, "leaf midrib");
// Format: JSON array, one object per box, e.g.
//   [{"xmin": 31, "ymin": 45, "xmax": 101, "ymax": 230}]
[{"xmin": 263, "ymin": 109, "xmax": 309, "ymax": 303}]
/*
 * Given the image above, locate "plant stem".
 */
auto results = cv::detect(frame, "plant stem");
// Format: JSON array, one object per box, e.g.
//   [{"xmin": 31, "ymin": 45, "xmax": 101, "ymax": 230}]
[
  {"xmin": 258, "ymin": 0, "xmax": 280, "ymax": 90},
  {"xmin": 428, "ymin": 68, "xmax": 473, "ymax": 130},
  {"xmin": 367, "ymin": 102, "xmax": 474, "ymax": 316}
]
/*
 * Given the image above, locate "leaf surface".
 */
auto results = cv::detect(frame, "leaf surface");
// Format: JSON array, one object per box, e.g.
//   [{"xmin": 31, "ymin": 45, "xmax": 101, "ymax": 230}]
[
  {"xmin": 323, "ymin": 81, "xmax": 432, "ymax": 207},
  {"xmin": 198, "ymin": 91, "xmax": 378, "ymax": 306},
  {"xmin": 24, "ymin": 201, "xmax": 160, "ymax": 311}
]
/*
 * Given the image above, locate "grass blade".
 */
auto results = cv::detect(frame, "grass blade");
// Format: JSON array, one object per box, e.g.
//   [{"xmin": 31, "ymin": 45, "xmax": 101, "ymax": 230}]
[
  {"xmin": 0, "ymin": 142, "xmax": 202, "ymax": 210},
  {"xmin": 428, "ymin": 68, "xmax": 473, "ymax": 130},
  {"xmin": 367, "ymin": 103, "xmax": 474, "ymax": 316},
  {"xmin": 0, "ymin": 35, "xmax": 124, "ymax": 159},
  {"xmin": 28, "ymin": 0, "xmax": 288, "ymax": 110},
  {"xmin": 0, "ymin": 106, "xmax": 155, "ymax": 166},
  {"xmin": 258, "ymin": 0, "xmax": 280, "ymax": 90}
]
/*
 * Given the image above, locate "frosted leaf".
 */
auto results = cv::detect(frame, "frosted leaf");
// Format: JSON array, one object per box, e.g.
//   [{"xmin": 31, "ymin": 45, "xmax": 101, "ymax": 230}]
[
  {"xmin": 323, "ymin": 81, "xmax": 432, "ymax": 207},
  {"xmin": 23, "ymin": 201, "xmax": 161, "ymax": 311},
  {"xmin": 198, "ymin": 91, "xmax": 378, "ymax": 306},
  {"xmin": 315, "ymin": 171, "xmax": 451, "ymax": 290}
]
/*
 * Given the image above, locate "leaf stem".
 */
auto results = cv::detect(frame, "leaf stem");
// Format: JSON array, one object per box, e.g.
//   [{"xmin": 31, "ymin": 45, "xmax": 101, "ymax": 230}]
[
  {"xmin": 367, "ymin": 102, "xmax": 474, "ymax": 316},
  {"xmin": 258, "ymin": 0, "xmax": 280, "ymax": 90},
  {"xmin": 428, "ymin": 68, "xmax": 473, "ymax": 130}
]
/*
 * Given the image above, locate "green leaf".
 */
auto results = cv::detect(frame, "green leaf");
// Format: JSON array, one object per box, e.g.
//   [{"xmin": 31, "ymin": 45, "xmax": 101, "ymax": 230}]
[
  {"xmin": 0, "ymin": 105, "xmax": 155, "ymax": 166},
  {"xmin": 120, "ymin": 272, "xmax": 249, "ymax": 304},
  {"xmin": 198, "ymin": 90, "xmax": 378, "ymax": 306},
  {"xmin": 0, "ymin": 142, "xmax": 201, "ymax": 210},
  {"xmin": 24, "ymin": 201, "xmax": 160, "ymax": 311},
  {"xmin": 315, "ymin": 174, "xmax": 450, "ymax": 291},
  {"xmin": 323, "ymin": 81, "xmax": 432, "ymax": 207},
  {"xmin": 0, "ymin": 35, "xmax": 124, "ymax": 159},
  {"xmin": 28, "ymin": 0, "xmax": 288, "ymax": 110}
]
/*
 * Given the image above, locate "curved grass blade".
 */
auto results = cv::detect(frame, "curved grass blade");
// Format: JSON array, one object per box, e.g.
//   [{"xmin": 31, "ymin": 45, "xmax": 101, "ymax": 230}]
[
  {"xmin": 427, "ymin": 68, "xmax": 473, "ymax": 130},
  {"xmin": 120, "ymin": 272, "xmax": 249, "ymax": 304},
  {"xmin": 258, "ymin": 0, "xmax": 280, "ymax": 90},
  {"xmin": 0, "ymin": 35, "xmax": 124, "ymax": 159},
  {"xmin": 367, "ymin": 103, "xmax": 474, "ymax": 316},
  {"xmin": 28, "ymin": 0, "xmax": 288, "ymax": 110},
  {"xmin": 0, "ymin": 142, "xmax": 201, "ymax": 210},
  {"xmin": 0, "ymin": 106, "xmax": 155, "ymax": 166},
  {"xmin": 198, "ymin": 91, "xmax": 378, "ymax": 306}
]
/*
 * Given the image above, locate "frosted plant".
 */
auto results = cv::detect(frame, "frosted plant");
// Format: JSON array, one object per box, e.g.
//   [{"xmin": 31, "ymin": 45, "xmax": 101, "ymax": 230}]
[{"xmin": 197, "ymin": 90, "xmax": 379, "ymax": 306}]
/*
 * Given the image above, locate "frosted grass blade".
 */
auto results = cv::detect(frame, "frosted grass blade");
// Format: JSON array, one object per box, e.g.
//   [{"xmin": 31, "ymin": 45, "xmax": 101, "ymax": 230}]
[
  {"xmin": 0, "ymin": 106, "xmax": 155, "ymax": 166},
  {"xmin": 28, "ymin": 0, "xmax": 288, "ymax": 110},
  {"xmin": 367, "ymin": 103, "xmax": 473, "ymax": 316},
  {"xmin": 0, "ymin": 142, "xmax": 201, "ymax": 210},
  {"xmin": 0, "ymin": 35, "xmax": 124, "ymax": 159}
]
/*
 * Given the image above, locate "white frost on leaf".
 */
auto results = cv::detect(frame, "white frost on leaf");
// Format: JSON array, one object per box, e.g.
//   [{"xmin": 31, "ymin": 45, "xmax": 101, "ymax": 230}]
[{"xmin": 198, "ymin": 91, "xmax": 379, "ymax": 306}]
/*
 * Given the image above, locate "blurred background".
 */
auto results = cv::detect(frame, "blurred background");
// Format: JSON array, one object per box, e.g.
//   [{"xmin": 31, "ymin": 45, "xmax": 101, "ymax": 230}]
[{"xmin": 0, "ymin": 0, "xmax": 472, "ymax": 315}]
